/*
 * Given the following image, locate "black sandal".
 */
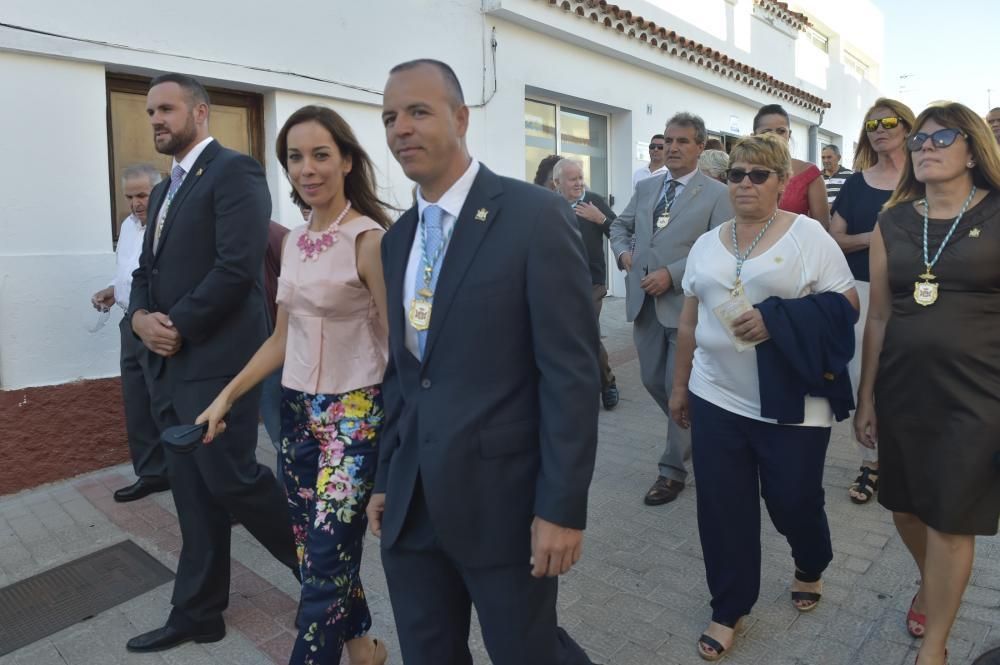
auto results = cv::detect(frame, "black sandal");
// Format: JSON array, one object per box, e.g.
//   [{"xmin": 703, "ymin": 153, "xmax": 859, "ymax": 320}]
[
  {"xmin": 791, "ymin": 569, "xmax": 822, "ymax": 612},
  {"xmin": 849, "ymin": 465, "xmax": 879, "ymax": 505},
  {"xmin": 697, "ymin": 619, "xmax": 738, "ymax": 662}
]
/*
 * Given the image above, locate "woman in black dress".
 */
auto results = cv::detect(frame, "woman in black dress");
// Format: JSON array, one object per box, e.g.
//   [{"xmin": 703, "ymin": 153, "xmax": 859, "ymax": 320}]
[{"xmin": 855, "ymin": 102, "xmax": 1000, "ymax": 665}]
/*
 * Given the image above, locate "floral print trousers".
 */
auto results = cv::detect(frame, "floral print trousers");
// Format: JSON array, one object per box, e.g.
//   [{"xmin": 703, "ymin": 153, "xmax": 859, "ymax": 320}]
[{"xmin": 281, "ymin": 386, "xmax": 382, "ymax": 665}]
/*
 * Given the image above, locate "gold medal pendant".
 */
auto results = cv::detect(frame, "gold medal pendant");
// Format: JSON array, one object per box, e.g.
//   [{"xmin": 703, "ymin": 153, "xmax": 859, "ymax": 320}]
[
  {"xmin": 656, "ymin": 212, "xmax": 670, "ymax": 229},
  {"xmin": 913, "ymin": 279, "xmax": 938, "ymax": 306},
  {"xmin": 913, "ymin": 267, "xmax": 938, "ymax": 306},
  {"xmin": 731, "ymin": 279, "xmax": 743, "ymax": 297},
  {"xmin": 408, "ymin": 298, "xmax": 433, "ymax": 330}
]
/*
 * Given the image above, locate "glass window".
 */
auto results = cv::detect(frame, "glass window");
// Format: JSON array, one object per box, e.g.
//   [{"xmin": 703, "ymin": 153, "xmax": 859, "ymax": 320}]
[
  {"xmin": 525, "ymin": 100, "xmax": 557, "ymax": 186},
  {"xmin": 524, "ymin": 99, "xmax": 609, "ymax": 198}
]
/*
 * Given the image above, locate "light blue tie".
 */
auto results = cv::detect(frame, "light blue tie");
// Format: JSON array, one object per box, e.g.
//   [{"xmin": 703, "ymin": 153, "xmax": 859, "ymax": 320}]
[{"xmin": 416, "ymin": 205, "xmax": 445, "ymax": 359}]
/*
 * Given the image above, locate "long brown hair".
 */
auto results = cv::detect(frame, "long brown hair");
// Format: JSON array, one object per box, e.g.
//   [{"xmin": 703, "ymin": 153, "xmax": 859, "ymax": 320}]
[
  {"xmin": 276, "ymin": 105, "xmax": 395, "ymax": 229},
  {"xmin": 885, "ymin": 101, "xmax": 1000, "ymax": 210},
  {"xmin": 852, "ymin": 97, "xmax": 915, "ymax": 172}
]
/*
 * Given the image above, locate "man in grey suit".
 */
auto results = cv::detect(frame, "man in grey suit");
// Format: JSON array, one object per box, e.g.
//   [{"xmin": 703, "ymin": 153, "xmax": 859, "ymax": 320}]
[{"xmin": 610, "ymin": 112, "xmax": 733, "ymax": 506}]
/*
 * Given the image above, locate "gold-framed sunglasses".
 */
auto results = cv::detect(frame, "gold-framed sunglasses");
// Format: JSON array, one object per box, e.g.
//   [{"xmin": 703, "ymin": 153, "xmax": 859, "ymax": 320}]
[{"xmin": 864, "ymin": 117, "xmax": 902, "ymax": 132}]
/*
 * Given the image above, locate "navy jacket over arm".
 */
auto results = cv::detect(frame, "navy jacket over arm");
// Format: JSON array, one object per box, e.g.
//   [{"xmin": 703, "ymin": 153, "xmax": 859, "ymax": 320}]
[{"xmin": 755, "ymin": 292, "xmax": 858, "ymax": 425}]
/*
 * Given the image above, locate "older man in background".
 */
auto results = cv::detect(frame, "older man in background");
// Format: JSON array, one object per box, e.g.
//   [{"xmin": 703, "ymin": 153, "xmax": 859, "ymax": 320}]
[
  {"xmin": 91, "ymin": 164, "xmax": 170, "ymax": 503},
  {"xmin": 821, "ymin": 144, "xmax": 852, "ymax": 205},
  {"xmin": 987, "ymin": 108, "xmax": 1000, "ymax": 144},
  {"xmin": 553, "ymin": 158, "xmax": 620, "ymax": 409}
]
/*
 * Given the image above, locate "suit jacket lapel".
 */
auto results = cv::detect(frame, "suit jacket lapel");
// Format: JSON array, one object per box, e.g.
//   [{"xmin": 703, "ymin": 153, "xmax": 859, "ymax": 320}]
[
  {"xmin": 153, "ymin": 140, "xmax": 220, "ymax": 258},
  {"xmin": 669, "ymin": 172, "xmax": 704, "ymax": 217},
  {"xmin": 421, "ymin": 167, "xmax": 503, "ymax": 365},
  {"xmin": 388, "ymin": 206, "xmax": 419, "ymax": 353},
  {"xmin": 144, "ymin": 180, "xmax": 169, "ymax": 258}
]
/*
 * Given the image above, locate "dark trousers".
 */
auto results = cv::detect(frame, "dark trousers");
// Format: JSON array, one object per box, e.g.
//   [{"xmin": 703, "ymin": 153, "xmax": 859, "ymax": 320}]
[
  {"xmin": 690, "ymin": 393, "xmax": 833, "ymax": 625},
  {"xmin": 119, "ymin": 317, "xmax": 166, "ymax": 479},
  {"xmin": 381, "ymin": 480, "xmax": 593, "ymax": 665},
  {"xmin": 591, "ymin": 284, "xmax": 615, "ymax": 390},
  {"xmin": 146, "ymin": 362, "xmax": 297, "ymax": 630}
]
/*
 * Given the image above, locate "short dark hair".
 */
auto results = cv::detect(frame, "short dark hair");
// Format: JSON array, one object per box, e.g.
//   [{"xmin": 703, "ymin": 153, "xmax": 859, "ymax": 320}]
[
  {"xmin": 666, "ymin": 112, "xmax": 707, "ymax": 145},
  {"xmin": 389, "ymin": 59, "xmax": 465, "ymax": 107},
  {"xmin": 704, "ymin": 138, "xmax": 724, "ymax": 151},
  {"xmin": 990, "ymin": 107, "xmax": 1000, "ymax": 115},
  {"xmin": 822, "ymin": 144, "xmax": 841, "ymax": 157},
  {"xmin": 148, "ymin": 73, "xmax": 211, "ymax": 108},
  {"xmin": 533, "ymin": 154, "xmax": 562, "ymax": 186},
  {"xmin": 753, "ymin": 104, "xmax": 789, "ymax": 131},
  {"xmin": 650, "ymin": 134, "xmax": 665, "ymax": 142}
]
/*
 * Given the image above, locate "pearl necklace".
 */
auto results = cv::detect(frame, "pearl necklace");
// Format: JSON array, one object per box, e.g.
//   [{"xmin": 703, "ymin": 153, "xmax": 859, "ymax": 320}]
[{"xmin": 298, "ymin": 202, "xmax": 351, "ymax": 261}]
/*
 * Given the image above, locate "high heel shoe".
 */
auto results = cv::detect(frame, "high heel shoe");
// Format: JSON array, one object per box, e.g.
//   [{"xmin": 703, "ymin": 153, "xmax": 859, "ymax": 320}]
[
  {"xmin": 907, "ymin": 593, "xmax": 926, "ymax": 638},
  {"xmin": 697, "ymin": 618, "xmax": 741, "ymax": 662}
]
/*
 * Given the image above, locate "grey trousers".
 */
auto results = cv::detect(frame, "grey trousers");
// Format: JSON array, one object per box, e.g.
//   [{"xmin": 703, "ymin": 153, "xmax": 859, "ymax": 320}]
[{"xmin": 633, "ymin": 298, "xmax": 691, "ymax": 482}]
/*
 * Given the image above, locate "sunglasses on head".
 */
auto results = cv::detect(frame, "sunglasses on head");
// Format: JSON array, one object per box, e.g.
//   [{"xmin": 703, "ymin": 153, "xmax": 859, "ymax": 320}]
[
  {"xmin": 725, "ymin": 168, "xmax": 776, "ymax": 185},
  {"xmin": 649, "ymin": 144, "xmax": 665, "ymax": 150},
  {"xmin": 907, "ymin": 128, "xmax": 967, "ymax": 152},
  {"xmin": 865, "ymin": 116, "xmax": 901, "ymax": 132}
]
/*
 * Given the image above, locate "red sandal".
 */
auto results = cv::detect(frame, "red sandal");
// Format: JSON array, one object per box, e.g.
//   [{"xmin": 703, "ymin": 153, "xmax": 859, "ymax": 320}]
[{"xmin": 907, "ymin": 593, "xmax": 926, "ymax": 638}]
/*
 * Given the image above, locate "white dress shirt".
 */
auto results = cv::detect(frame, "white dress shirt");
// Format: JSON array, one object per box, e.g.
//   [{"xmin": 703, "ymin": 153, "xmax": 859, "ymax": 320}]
[
  {"xmin": 109, "ymin": 214, "xmax": 146, "ymax": 310},
  {"xmin": 403, "ymin": 159, "xmax": 481, "ymax": 358},
  {"xmin": 154, "ymin": 136, "xmax": 214, "ymax": 250},
  {"xmin": 632, "ymin": 164, "xmax": 668, "ymax": 189}
]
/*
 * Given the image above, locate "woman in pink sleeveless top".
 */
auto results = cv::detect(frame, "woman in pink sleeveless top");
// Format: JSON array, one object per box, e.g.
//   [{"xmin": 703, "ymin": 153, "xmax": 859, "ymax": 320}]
[
  {"xmin": 754, "ymin": 104, "xmax": 831, "ymax": 229},
  {"xmin": 198, "ymin": 106, "xmax": 392, "ymax": 665}
]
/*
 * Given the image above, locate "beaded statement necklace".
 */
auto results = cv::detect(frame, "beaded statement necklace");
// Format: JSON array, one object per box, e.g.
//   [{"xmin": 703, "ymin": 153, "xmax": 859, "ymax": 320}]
[
  {"xmin": 913, "ymin": 186, "xmax": 976, "ymax": 306},
  {"xmin": 297, "ymin": 201, "xmax": 352, "ymax": 261}
]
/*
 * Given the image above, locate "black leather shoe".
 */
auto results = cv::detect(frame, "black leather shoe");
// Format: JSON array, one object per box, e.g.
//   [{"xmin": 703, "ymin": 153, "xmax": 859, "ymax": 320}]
[
  {"xmin": 643, "ymin": 476, "xmax": 685, "ymax": 506},
  {"xmin": 113, "ymin": 476, "xmax": 170, "ymax": 503},
  {"xmin": 601, "ymin": 383, "xmax": 620, "ymax": 410},
  {"xmin": 126, "ymin": 624, "xmax": 225, "ymax": 652}
]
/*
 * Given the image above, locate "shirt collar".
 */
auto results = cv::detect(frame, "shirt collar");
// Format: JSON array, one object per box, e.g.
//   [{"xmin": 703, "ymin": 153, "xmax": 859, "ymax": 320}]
[
  {"xmin": 669, "ymin": 168, "xmax": 698, "ymax": 187},
  {"xmin": 172, "ymin": 136, "xmax": 214, "ymax": 176},
  {"xmin": 417, "ymin": 159, "xmax": 481, "ymax": 220},
  {"xmin": 127, "ymin": 213, "xmax": 145, "ymax": 230}
]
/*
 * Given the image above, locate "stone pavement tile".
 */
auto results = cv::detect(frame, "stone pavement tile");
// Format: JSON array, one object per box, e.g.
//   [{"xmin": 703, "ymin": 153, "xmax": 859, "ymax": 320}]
[
  {"xmin": 202, "ymin": 630, "xmax": 280, "ymax": 665},
  {"xmin": 256, "ymin": 631, "xmax": 296, "ymax": 665},
  {"xmin": 52, "ymin": 625, "xmax": 124, "ymax": 665},
  {"xmin": 10, "ymin": 642, "xmax": 67, "ymax": 665},
  {"xmin": 225, "ymin": 606, "xmax": 284, "ymax": 645},
  {"xmin": 160, "ymin": 643, "xmax": 218, "ymax": 665}
]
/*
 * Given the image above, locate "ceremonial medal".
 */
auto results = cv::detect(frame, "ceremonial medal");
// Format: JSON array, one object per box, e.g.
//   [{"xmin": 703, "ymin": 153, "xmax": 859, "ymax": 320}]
[
  {"xmin": 656, "ymin": 212, "xmax": 670, "ymax": 229},
  {"xmin": 913, "ymin": 279, "xmax": 938, "ymax": 306},
  {"xmin": 915, "ymin": 187, "xmax": 977, "ymax": 307},
  {"xmin": 408, "ymin": 299, "xmax": 432, "ymax": 330},
  {"xmin": 731, "ymin": 279, "xmax": 743, "ymax": 297}
]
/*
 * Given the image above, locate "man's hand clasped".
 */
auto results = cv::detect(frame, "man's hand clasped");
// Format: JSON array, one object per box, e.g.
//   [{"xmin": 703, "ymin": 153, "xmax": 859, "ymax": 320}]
[
  {"xmin": 132, "ymin": 310, "xmax": 182, "ymax": 357},
  {"xmin": 640, "ymin": 267, "xmax": 672, "ymax": 296}
]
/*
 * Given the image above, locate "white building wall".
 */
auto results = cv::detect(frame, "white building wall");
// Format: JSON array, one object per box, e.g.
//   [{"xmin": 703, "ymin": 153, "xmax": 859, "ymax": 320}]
[{"xmin": 0, "ymin": 0, "xmax": 883, "ymax": 389}]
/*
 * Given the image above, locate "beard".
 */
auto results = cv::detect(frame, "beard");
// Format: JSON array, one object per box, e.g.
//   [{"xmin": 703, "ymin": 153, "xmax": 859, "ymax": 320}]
[{"xmin": 153, "ymin": 115, "xmax": 198, "ymax": 156}]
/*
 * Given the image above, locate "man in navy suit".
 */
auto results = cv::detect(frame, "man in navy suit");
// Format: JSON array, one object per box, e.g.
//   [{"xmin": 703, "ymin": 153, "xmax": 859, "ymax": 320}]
[
  {"xmin": 125, "ymin": 73, "xmax": 297, "ymax": 653},
  {"xmin": 367, "ymin": 59, "xmax": 599, "ymax": 664}
]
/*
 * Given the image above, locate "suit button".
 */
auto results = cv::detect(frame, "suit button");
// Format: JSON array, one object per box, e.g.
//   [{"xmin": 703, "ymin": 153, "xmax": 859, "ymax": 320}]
[
  {"xmin": 420, "ymin": 378, "xmax": 431, "ymax": 389},
  {"xmin": 151, "ymin": 268, "xmax": 159, "ymax": 275}
]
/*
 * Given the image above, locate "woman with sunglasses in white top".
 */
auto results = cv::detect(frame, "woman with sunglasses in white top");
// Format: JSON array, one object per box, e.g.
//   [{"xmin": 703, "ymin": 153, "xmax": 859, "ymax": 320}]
[
  {"xmin": 670, "ymin": 134, "xmax": 858, "ymax": 661},
  {"xmin": 855, "ymin": 102, "xmax": 1000, "ymax": 665},
  {"xmin": 827, "ymin": 98, "xmax": 915, "ymax": 507}
]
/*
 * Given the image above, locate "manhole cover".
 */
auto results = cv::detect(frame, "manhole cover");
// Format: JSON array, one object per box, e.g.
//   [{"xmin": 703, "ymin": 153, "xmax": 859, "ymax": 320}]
[{"xmin": 0, "ymin": 540, "xmax": 173, "ymax": 655}]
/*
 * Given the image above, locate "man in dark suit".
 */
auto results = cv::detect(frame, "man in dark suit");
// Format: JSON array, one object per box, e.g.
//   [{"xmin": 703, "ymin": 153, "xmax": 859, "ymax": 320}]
[
  {"xmin": 125, "ymin": 73, "xmax": 297, "ymax": 653},
  {"xmin": 552, "ymin": 157, "xmax": 620, "ymax": 409},
  {"xmin": 367, "ymin": 59, "xmax": 599, "ymax": 665}
]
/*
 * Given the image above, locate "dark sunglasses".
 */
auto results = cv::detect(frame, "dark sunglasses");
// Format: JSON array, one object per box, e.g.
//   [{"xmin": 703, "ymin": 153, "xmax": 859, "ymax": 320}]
[
  {"xmin": 725, "ymin": 168, "xmax": 776, "ymax": 185},
  {"xmin": 864, "ymin": 116, "xmax": 901, "ymax": 132},
  {"xmin": 649, "ymin": 144, "xmax": 665, "ymax": 151},
  {"xmin": 907, "ymin": 128, "xmax": 967, "ymax": 152}
]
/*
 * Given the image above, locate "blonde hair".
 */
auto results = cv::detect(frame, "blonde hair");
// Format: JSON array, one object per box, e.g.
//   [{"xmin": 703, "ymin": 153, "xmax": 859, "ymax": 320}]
[
  {"xmin": 728, "ymin": 134, "xmax": 792, "ymax": 180},
  {"xmin": 885, "ymin": 101, "xmax": 1000, "ymax": 209},
  {"xmin": 853, "ymin": 98, "xmax": 915, "ymax": 172}
]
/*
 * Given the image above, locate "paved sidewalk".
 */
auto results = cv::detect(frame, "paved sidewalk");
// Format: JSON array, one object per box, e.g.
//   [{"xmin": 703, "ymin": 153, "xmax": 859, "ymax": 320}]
[{"xmin": 1, "ymin": 297, "xmax": 998, "ymax": 665}]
